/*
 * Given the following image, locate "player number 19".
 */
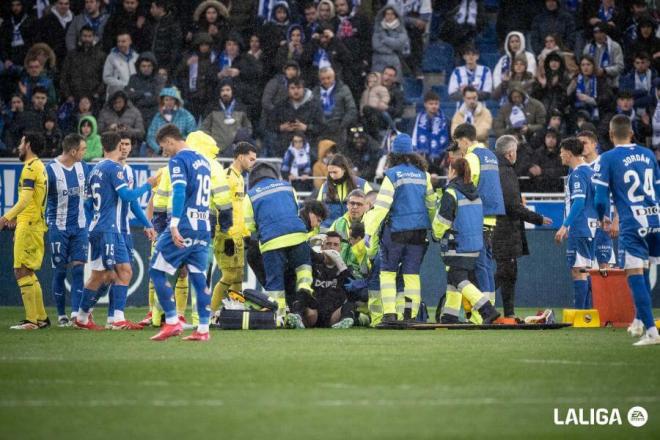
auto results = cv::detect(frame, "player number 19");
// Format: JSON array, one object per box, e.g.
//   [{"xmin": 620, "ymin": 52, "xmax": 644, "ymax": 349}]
[
  {"xmin": 196, "ymin": 174, "xmax": 211, "ymax": 207},
  {"xmin": 624, "ymin": 169, "xmax": 655, "ymax": 203}
]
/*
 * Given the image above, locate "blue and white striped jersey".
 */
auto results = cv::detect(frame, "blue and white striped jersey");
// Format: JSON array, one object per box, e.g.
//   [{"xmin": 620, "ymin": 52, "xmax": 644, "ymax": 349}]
[{"xmin": 46, "ymin": 159, "xmax": 89, "ymax": 232}]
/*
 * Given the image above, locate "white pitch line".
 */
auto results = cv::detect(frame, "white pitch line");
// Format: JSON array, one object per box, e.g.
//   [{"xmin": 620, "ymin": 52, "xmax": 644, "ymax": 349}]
[
  {"xmin": 515, "ymin": 359, "xmax": 638, "ymax": 367},
  {"xmin": 0, "ymin": 399, "xmax": 225, "ymax": 408}
]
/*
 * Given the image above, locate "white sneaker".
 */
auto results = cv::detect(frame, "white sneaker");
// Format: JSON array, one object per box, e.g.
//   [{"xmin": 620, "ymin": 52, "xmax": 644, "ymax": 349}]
[
  {"xmin": 627, "ymin": 319, "xmax": 644, "ymax": 338},
  {"xmin": 633, "ymin": 334, "xmax": 660, "ymax": 346},
  {"xmin": 10, "ymin": 320, "xmax": 39, "ymax": 330},
  {"xmin": 57, "ymin": 316, "xmax": 71, "ymax": 327}
]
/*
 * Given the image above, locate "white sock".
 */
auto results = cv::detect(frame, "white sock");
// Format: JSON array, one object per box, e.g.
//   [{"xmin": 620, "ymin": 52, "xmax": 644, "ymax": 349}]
[
  {"xmin": 632, "ymin": 318, "xmax": 643, "ymax": 327},
  {"xmin": 165, "ymin": 316, "xmax": 179, "ymax": 325},
  {"xmin": 197, "ymin": 324, "xmax": 209, "ymax": 333},
  {"xmin": 77, "ymin": 310, "xmax": 89, "ymax": 324},
  {"xmin": 106, "ymin": 317, "xmax": 114, "ymax": 324},
  {"xmin": 113, "ymin": 310, "xmax": 125, "ymax": 322},
  {"xmin": 646, "ymin": 326, "xmax": 659, "ymax": 338}
]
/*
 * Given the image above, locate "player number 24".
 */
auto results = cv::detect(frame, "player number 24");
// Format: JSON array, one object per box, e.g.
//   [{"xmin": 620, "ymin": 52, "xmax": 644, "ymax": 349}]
[{"xmin": 624, "ymin": 169, "xmax": 656, "ymax": 203}]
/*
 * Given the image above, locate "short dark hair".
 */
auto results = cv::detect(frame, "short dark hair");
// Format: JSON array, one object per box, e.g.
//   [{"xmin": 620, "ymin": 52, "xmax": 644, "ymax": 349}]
[
  {"xmin": 462, "ymin": 85, "xmax": 478, "ymax": 96},
  {"xmin": 576, "ymin": 130, "xmax": 598, "ymax": 143},
  {"xmin": 560, "ymin": 137, "xmax": 584, "ymax": 156},
  {"xmin": 155, "ymin": 123, "xmax": 183, "ymax": 144},
  {"xmin": 101, "ymin": 131, "xmax": 122, "ymax": 153},
  {"xmin": 617, "ymin": 90, "xmax": 634, "ymax": 100},
  {"xmin": 325, "ymin": 231, "xmax": 342, "ymax": 241},
  {"xmin": 301, "ymin": 199, "xmax": 328, "ymax": 221},
  {"xmin": 151, "ymin": 0, "xmax": 169, "ymax": 10},
  {"xmin": 610, "ymin": 114, "xmax": 633, "ymax": 140},
  {"xmin": 349, "ymin": 222, "xmax": 365, "ymax": 240},
  {"xmin": 453, "ymin": 123, "xmax": 477, "ymax": 141},
  {"xmin": 424, "ymin": 90, "xmax": 440, "ymax": 103},
  {"xmin": 62, "ymin": 133, "xmax": 85, "ymax": 153},
  {"xmin": 288, "ymin": 77, "xmax": 304, "ymax": 88},
  {"xmin": 634, "ymin": 51, "xmax": 651, "ymax": 61},
  {"xmin": 233, "ymin": 141, "xmax": 257, "ymax": 158},
  {"xmin": 32, "ymin": 86, "xmax": 48, "ymax": 97},
  {"xmin": 80, "ymin": 25, "xmax": 95, "ymax": 36},
  {"xmin": 383, "ymin": 65, "xmax": 398, "ymax": 75},
  {"xmin": 116, "ymin": 29, "xmax": 132, "ymax": 40},
  {"xmin": 118, "ymin": 130, "xmax": 133, "ymax": 143},
  {"xmin": 23, "ymin": 132, "xmax": 45, "ymax": 156}
]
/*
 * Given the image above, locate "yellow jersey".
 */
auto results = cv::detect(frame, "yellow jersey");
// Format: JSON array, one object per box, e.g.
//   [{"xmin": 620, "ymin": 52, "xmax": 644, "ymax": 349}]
[
  {"xmin": 226, "ymin": 164, "xmax": 249, "ymax": 238},
  {"xmin": 14, "ymin": 158, "xmax": 47, "ymax": 229},
  {"xmin": 153, "ymin": 166, "xmax": 171, "ymax": 213}
]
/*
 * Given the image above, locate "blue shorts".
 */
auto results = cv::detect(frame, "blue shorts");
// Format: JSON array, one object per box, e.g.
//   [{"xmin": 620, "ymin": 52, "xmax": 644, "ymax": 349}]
[
  {"xmin": 48, "ymin": 228, "xmax": 88, "ymax": 267},
  {"xmin": 593, "ymin": 228, "xmax": 615, "ymax": 266},
  {"xmin": 566, "ymin": 236, "xmax": 594, "ymax": 268},
  {"xmin": 618, "ymin": 229, "xmax": 660, "ymax": 269},
  {"xmin": 122, "ymin": 232, "xmax": 134, "ymax": 262},
  {"xmin": 150, "ymin": 229, "xmax": 209, "ymax": 275},
  {"xmin": 89, "ymin": 231, "xmax": 130, "ymax": 271}
]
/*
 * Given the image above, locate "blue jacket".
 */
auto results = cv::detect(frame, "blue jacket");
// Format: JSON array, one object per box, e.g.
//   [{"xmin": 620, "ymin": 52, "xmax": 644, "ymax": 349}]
[
  {"xmin": 619, "ymin": 70, "xmax": 657, "ymax": 109},
  {"xmin": 470, "ymin": 146, "xmax": 505, "ymax": 217},
  {"xmin": 385, "ymin": 164, "xmax": 431, "ymax": 232}
]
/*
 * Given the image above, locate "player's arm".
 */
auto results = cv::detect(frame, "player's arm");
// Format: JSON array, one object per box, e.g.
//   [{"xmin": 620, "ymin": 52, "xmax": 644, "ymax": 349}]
[
  {"xmin": 364, "ymin": 176, "xmax": 395, "ymax": 241},
  {"xmin": 432, "ymin": 188, "xmax": 457, "ymax": 240},
  {"xmin": 592, "ymin": 156, "xmax": 610, "ymax": 220},
  {"xmin": 243, "ymin": 196, "xmax": 256, "ymax": 233},
  {"xmin": 117, "ymin": 182, "xmax": 153, "ymax": 202},
  {"xmin": 1, "ymin": 166, "xmax": 37, "ymax": 226},
  {"xmin": 129, "ymin": 199, "xmax": 153, "ymax": 229},
  {"xmin": 211, "ymin": 170, "xmax": 233, "ymax": 233}
]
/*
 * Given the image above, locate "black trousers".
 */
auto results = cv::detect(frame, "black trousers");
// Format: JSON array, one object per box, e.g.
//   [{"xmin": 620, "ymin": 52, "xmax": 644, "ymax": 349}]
[{"xmin": 495, "ymin": 256, "xmax": 518, "ymax": 317}]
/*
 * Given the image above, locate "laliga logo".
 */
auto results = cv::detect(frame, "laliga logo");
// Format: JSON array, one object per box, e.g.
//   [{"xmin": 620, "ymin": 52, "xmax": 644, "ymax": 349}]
[{"xmin": 553, "ymin": 406, "xmax": 648, "ymax": 427}]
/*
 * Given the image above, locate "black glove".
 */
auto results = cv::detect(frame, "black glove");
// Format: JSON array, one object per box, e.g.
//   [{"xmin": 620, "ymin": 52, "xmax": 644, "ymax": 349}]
[{"xmin": 224, "ymin": 238, "xmax": 235, "ymax": 256}]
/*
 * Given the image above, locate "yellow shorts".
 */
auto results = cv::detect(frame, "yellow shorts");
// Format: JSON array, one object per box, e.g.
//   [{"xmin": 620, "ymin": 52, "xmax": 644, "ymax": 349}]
[
  {"xmin": 213, "ymin": 235, "xmax": 245, "ymax": 270},
  {"xmin": 13, "ymin": 223, "xmax": 45, "ymax": 270}
]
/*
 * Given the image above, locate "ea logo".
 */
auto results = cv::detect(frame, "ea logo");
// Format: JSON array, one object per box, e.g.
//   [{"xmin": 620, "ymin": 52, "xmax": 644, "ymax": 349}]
[{"xmin": 627, "ymin": 406, "xmax": 648, "ymax": 428}]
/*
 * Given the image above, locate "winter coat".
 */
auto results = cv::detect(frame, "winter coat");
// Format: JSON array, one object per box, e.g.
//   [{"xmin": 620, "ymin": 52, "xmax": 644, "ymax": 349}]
[
  {"xmin": 103, "ymin": 48, "xmax": 140, "ymax": 98},
  {"xmin": 619, "ymin": 69, "xmax": 657, "ymax": 110},
  {"xmin": 19, "ymin": 72, "xmax": 58, "ymax": 108},
  {"xmin": 189, "ymin": 0, "xmax": 231, "ymax": 50},
  {"xmin": 65, "ymin": 12, "xmax": 109, "ymax": 52},
  {"xmin": 493, "ymin": 32, "xmax": 537, "ymax": 90},
  {"xmin": 493, "ymin": 89, "xmax": 547, "ymax": 138},
  {"xmin": 312, "ymin": 80, "xmax": 358, "ymax": 145},
  {"xmin": 345, "ymin": 134, "xmax": 381, "ymax": 182},
  {"xmin": 269, "ymin": 89, "xmax": 325, "ymax": 157},
  {"xmin": 530, "ymin": 51, "xmax": 572, "ymax": 114},
  {"xmin": 125, "ymin": 52, "xmax": 162, "ymax": 126},
  {"xmin": 200, "ymin": 100, "xmax": 253, "ymax": 156},
  {"xmin": 145, "ymin": 12, "xmax": 182, "ymax": 71},
  {"xmin": 371, "ymin": 6, "xmax": 410, "ymax": 79},
  {"xmin": 528, "ymin": 146, "xmax": 567, "ymax": 192},
  {"xmin": 97, "ymin": 91, "xmax": 145, "ymax": 141},
  {"xmin": 37, "ymin": 9, "xmax": 72, "ymax": 63},
  {"xmin": 261, "ymin": 73, "xmax": 291, "ymax": 121},
  {"xmin": 79, "ymin": 115, "xmax": 102, "ymax": 161},
  {"xmin": 102, "ymin": 8, "xmax": 149, "ymax": 53},
  {"xmin": 174, "ymin": 50, "xmax": 219, "ymax": 116},
  {"xmin": 385, "ymin": 81, "xmax": 405, "ymax": 119},
  {"xmin": 60, "ymin": 43, "xmax": 107, "ymax": 100},
  {"xmin": 493, "ymin": 153, "xmax": 545, "ymax": 259},
  {"xmin": 579, "ymin": 0, "xmax": 627, "ymax": 42},
  {"xmin": 304, "ymin": 36, "xmax": 353, "ymax": 88},
  {"xmin": 146, "ymin": 87, "xmax": 197, "ymax": 154},
  {"xmin": 451, "ymin": 102, "xmax": 492, "ymax": 143},
  {"xmin": 11, "ymin": 106, "xmax": 55, "ymax": 146},
  {"xmin": 312, "ymin": 139, "xmax": 337, "ymax": 189},
  {"xmin": 360, "ymin": 82, "xmax": 390, "ymax": 113},
  {"xmin": 530, "ymin": 3, "xmax": 577, "ymax": 53},
  {"xmin": 0, "ymin": 13, "xmax": 37, "ymax": 65},
  {"xmin": 496, "ymin": 0, "xmax": 544, "ymax": 43},
  {"xmin": 582, "ymin": 37, "xmax": 625, "ymax": 88}
]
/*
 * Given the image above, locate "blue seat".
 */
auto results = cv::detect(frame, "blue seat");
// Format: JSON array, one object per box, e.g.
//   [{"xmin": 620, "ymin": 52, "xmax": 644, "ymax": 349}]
[
  {"xmin": 485, "ymin": 99, "xmax": 500, "ymax": 118},
  {"xmin": 403, "ymin": 77, "xmax": 423, "ymax": 105},
  {"xmin": 422, "ymin": 42, "xmax": 454, "ymax": 75},
  {"xmin": 484, "ymin": 0, "xmax": 500, "ymax": 12},
  {"xmin": 431, "ymin": 84, "xmax": 449, "ymax": 100},
  {"xmin": 479, "ymin": 52, "xmax": 501, "ymax": 70}
]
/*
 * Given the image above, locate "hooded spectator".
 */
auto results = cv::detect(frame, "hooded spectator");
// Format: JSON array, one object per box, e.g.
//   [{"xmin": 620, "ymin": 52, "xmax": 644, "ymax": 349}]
[
  {"xmin": 530, "ymin": 0, "xmax": 577, "ymax": 53},
  {"xmin": 313, "ymin": 139, "xmax": 338, "ymax": 189},
  {"xmin": 65, "ymin": 0, "xmax": 109, "ymax": 52},
  {"xmin": 42, "ymin": 113, "xmax": 62, "ymax": 158},
  {"xmin": 201, "ymin": 79, "xmax": 252, "ymax": 156},
  {"xmin": 567, "ymin": 54, "xmax": 615, "ymax": 128},
  {"xmin": 493, "ymin": 32, "xmax": 537, "ymax": 94},
  {"xmin": 175, "ymin": 32, "xmax": 219, "ymax": 120},
  {"xmin": 186, "ymin": 0, "xmax": 230, "ymax": 50},
  {"xmin": 493, "ymin": 53, "xmax": 535, "ymax": 103},
  {"xmin": 126, "ymin": 51, "xmax": 162, "ymax": 126},
  {"xmin": 345, "ymin": 124, "xmax": 380, "ymax": 182},
  {"xmin": 97, "ymin": 90, "xmax": 145, "ymax": 143},
  {"xmin": 261, "ymin": 60, "xmax": 300, "ymax": 128},
  {"xmin": 25, "ymin": 43, "xmax": 58, "ymax": 78},
  {"xmin": 37, "ymin": 0, "xmax": 73, "ymax": 63},
  {"xmin": 526, "ymin": 127, "xmax": 567, "ymax": 192},
  {"xmin": 102, "ymin": 0, "xmax": 149, "ymax": 53},
  {"xmin": 103, "ymin": 31, "xmax": 139, "ymax": 98},
  {"xmin": 494, "ymin": 86, "xmax": 547, "ymax": 140},
  {"xmin": 531, "ymin": 51, "xmax": 572, "ymax": 115},
  {"xmin": 259, "ymin": 1, "xmax": 293, "ymax": 69},
  {"xmin": 627, "ymin": 15, "xmax": 660, "ymax": 72},
  {"xmin": 360, "ymin": 72, "xmax": 390, "ymax": 115},
  {"xmin": 79, "ymin": 114, "xmax": 102, "ymax": 161},
  {"xmin": 274, "ymin": 24, "xmax": 310, "ymax": 79},
  {"xmin": 334, "ymin": 0, "xmax": 372, "ymax": 94},
  {"xmin": 371, "ymin": 5, "xmax": 409, "ymax": 80},
  {"xmin": 0, "ymin": 0, "xmax": 37, "ymax": 65},
  {"xmin": 145, "ymin": 87, "xmax": 197, "ymax": 155},
  {"xmin": 60, "ymin": 25, "xmax": 106, "ymax": 103}
]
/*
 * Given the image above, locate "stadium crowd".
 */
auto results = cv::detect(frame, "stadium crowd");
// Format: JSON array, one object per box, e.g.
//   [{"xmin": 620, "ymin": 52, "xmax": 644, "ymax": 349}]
[{"xmin": 1, "ymin": 0, "xmax": 659, "ymax": 190}]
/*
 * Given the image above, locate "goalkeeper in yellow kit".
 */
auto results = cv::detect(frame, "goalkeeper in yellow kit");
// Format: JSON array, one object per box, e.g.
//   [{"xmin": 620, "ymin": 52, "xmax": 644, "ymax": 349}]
[{"xmin": 0, "ymin": 133, "xmax": 49, "ymax": 329}]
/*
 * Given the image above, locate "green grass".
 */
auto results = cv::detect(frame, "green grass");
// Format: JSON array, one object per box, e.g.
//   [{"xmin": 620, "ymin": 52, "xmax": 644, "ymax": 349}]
[{"xmin": 0, "ymin": 307, "xmax": 658, "ymax": 440}]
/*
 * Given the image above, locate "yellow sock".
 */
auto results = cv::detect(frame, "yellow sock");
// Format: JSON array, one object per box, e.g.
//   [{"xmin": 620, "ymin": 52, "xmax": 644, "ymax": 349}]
[
  {"xmin": 175, "ymin": 275, "xmax": 188, "ymax": 317},
  {"xmin": 148, "ymin": 280, "xmax": 155, "ymax": 309},
  {"xmin": 380, "ymin": 271, "xmax": 397, "ymax": 315},
  {"xmin": 33, "ymin": 275, "xmax": 47, "ymax": 321},
  {"xmin": 442, "ymin": 288, "xmax": 462, "ymax": 320},
  {"xmin": 368, "ymin": 289, "xmax": 383, "ymax": 327},
  {"xmin": 211, "ymin": 281, "xmax": 230, "ymax": 312},
  {"xmin": 191, "ymin": 285, "xmax": 199, "ymax": 326},
  {"xmin": 18, "ymin": 275, "xmax": 38, "ymax": 323},
  {"xmin": 403, "ymin": 274, "xmax": 421, "ymax": 319}
]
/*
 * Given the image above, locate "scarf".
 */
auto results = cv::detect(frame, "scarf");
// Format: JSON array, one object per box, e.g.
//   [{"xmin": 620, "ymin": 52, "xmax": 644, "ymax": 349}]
[
  {"xmin": 588, "ymin": 39, "xmax": 611, "ymax": 68},
  {"xmin": 338, "ymin": 16, "xmax": 355, "ymax": 39},
  {"xmin": 575, "ymin": 74, "xmax": 599, "ymax": 119},
  {"xmin": 220, "ymin": 99, "xmax": 236, "ymax": 119},
  {"xmin": 258, "ymin": 0, "xmax": 277, "ymax": 20},
  {"xmin": 463, "ymin": 106, "xmax": 475, "ymax": 124},
  {"xmin": 284, "ymin": 143, "xmax": 311, "ymax": 177},
  {"xmin": 84, "ymin": 12, "xmax": 103, "ymax": 34},
  {"xmin": 412, "ymin": 111, "xmax": 449, "ymax": 158},
  {"xmin": 653, "ymin": 101, "xmax": 660, "ymax": 148},
  {"xmin": 189, "ymin": 60, "xmax": 198, "ymax": 92},
  {"xmin": 313, "ymin": 48, "xmax": 331, "ymax": 69},
  {"xmin": 218, "ymin": 51, "xmax": 233, "ymax": 70},
  {"xmin": 112, "ymin": 47, "xmax": 134, "ymax": 63},
  {"xmin": 455, "ymin": 0, "xmax": 477, "ymax": 26},
  {"xmin": 634, "ymin": 71, "xmax": 652, "ymax": 92},
  {"xmin": 381, "ymin": 19, "xmax": 400, "ymax": 30},
  {"xmin": 509, "ymin": 105, "xmax": 527, "ymax": 128},
  {"xmin": 11, "ymin": 15, "xmax": 27, "ymax": 48},
  {"xmin": 501, "ymin": 55, "xmax": 511, "ymax": 75},
  {"xmin": 320, "ymin": 83, "xmax": 336, "ymax": 115},
  {"xmin": 597, "ymin": 4, "xmax": 614, "ymax": 22},
  {"xmin": 52, "ymin": 8, "xmax": 73, "ymax": 28}
]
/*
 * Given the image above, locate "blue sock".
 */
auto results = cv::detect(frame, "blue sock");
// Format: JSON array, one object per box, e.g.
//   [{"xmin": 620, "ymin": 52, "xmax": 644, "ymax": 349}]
[
  {"xmin": 573, "ymin": 279, "xmax": 589, "ymax": 309},
  {"xmin": 111, "ymin": 284, "xmax": 128, "ymax": 315},
  {"xmin": 70, "ymin": 264, "xmax": 84, "ymax": 315},
  {"xmin": 150, "ymin": 268, "xmax": 177, "ymax": 320},
  {"xmin": 107, "ymin": 285, "xmax": 115, "ymax": 319},
  {"xmin": 627, "ymin": 274, "xmax": 655, "ymax": 329},
  {"xmin": 586, "ymin": 276, "xmax": 593, "ymax": 309},
  {"xmin": 52, "ymin": 267, "xmax": 67, "ymax": 316},
  {"xmin": 189, "ymin": 272, "xmax": 210, "ymax": 325}
]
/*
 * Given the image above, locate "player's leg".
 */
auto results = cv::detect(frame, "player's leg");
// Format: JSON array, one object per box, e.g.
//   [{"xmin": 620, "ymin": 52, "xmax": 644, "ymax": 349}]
[
  {"xmin": 11, "ymin": 223, "xmax": 47, "ymax": 329},
  {"xmin": 48, "ymin": 229, "xmax": 69, "ymax": 323},
  {"xmin": 175, "ymin": 266, "xmax": 189, "ymax": 320},
  {"xmin": 12, "ymin": 266, "xmax": 38, "ymax": 329},
  {"xmin": 212, "ymin": 236, "xmax": 244, "ymax": 312},
  {"xmin": 331, "ymin": 301, "xmax": 356, "ymax": 329},
  {"xmin": 625, "ymin": 233, "xmax": 660, "ymax": 345},
  {"xmin": 76, "ymin": 232, "xmax": 117, "ymax": 329},
  {"xmin": 181, "ymin": 245, "xmax": 214, "ymax": 341},
  {"xmin": 566, "ymin": 236, "xmax": 591, "ymax": 309},
  {"xmin": 28, "ymin": 227, "xmax": 48, "ymax": 326},
  {"xmin": 288, "ymin": 242, "xmax": 313, "ymax": 328},
  {"xmin": 495, "ymin": 256, "xmax": 517, "ymax": 317}
]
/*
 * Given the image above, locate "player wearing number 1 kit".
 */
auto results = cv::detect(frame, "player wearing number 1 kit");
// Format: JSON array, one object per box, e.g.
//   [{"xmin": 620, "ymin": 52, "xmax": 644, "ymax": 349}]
[{"xmin": 593, "ymin": 115, "xmax": 660, "ymax": 346}]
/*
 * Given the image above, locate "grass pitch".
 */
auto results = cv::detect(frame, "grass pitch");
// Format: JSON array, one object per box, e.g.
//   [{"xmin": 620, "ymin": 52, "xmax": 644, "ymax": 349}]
[{"xmin": 0, "ymin": 307, "xmax": 658, "ymax": 440}]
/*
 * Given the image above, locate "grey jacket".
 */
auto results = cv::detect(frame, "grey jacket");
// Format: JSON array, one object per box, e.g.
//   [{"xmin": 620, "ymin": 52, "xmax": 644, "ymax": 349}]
[
  {"xmin": 312, "ymin": 80, "xmax": 357, "ymax": 144},
  {"xmin": 201, "ymin": 100, "xmax": 252, "ymax": 156},
  {"xmin": 493, "ymin": 89, "xmax": 547, "ymax": 139},
  {"xmin": 97, "ymin": 95, "xmax": 145, "ymax": 142},
  {"xmin": 371, "ymin": 6, "xmax": 410, "ymax": 78},
  {"xmin": 65, "ymin": 12, "xmax": 109, "ymax": 52},
  {"xmin": 581, "ymin": 37, "xmax": 625, "ymax": 88}
]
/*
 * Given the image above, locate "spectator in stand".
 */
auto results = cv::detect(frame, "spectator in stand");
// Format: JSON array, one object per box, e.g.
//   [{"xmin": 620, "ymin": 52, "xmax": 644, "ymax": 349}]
[
  {"xmin": 318, "ymin": 0, "xmax": 338, "ymax": 29},
  {"xmin": 567, "ymin": 54, "xmax": 615, "ymax": 130},
  {"xmin": 334, "ymin": 0, "xmax": 372, "ymax": 95},
  {"xmin": 308, "ymin": 23, "xmax": 353, "ymax": 88},
  {"xmin": 10, "ymin": 87, "xmax": 54, "ymax": 147},
  {"xmin": 225, "ymin": 0, "xmax": 257, "ymax": 37},
  {"xmin": 174, "ymin": 32, "xmax": 219, "ymax": 120},
  {"xmin": 582, "ymin": 24, "xmax": 624, "ymax": 88},
  {"xmin": 259, "ymin": 1, "xmax": 294, "ymax": 73},
  {"xmin": 261, "ymin": 60, "xmax": 300, "ymax": 133},
  {"xmin": 448, "ymin": 45, "xmax": 493, "ymax": 103},
  {"xmin": 281, "ymin": 131, "xmax": 314, "ymax": 191},
  {"xmin": 313, "ymin": 139, "xmax": 337, "ymax": 189},
  {"xmin": 145, "ymin": 0, "xmax": 182, "ymax": 72},
  {"xmin": 411, "ymin": 91, "xmax": 449, "ymax": 162},
  {"xmin": 102, "ymin": 0, "xmax": 149, "ymax": 53},
  {"xmin": 0, "ymin": 0, "xmax": 37, "ymax": 66},
  {"xmin": 201, "ymin": 79, "xmax": 252, "ymax": 156},
  {"xmin": 345, "ymin": 124, "xmax": 380, "ymax": 182},
  {"xmin": 312, "ymin": 66, "xmax": 357, "ymax": 147},
  {"xmin": 1, "ymin": 94, "xmax": 25, "ymax": 151},
  {"xmin": 493, "ymin": 54, "xmax": 535, "ymax": 104},
  {"xmin": 125, "ymin": 51, "xmax": 162, "ymax": 127},
  {"xmin": 19, "ymin": 57, "xmax": 57, "ymax": 107},
  {"xmin": 438, "ymin": 0, "xmax": 486, "ymax": 50},
  {"xmin": 269, "ymin": 77, "xmax": 324, "ymax": 158},
  {"xmin": 97, "ymin": 90, "xmax": 145, "ymax": 144},
  {"xmin": 303, "ymin": 1, "xmax": 321, "ymax": 41},
  {"xmin": 623, "ymin": 0, "xmax": 651, "ymax": 47},
  {"xmin": 380, "ymin": 65, "xmax": 404, "ymax": 121},
  {"xmin": 103, "ymin": 31, "xmax": 139, "ymax": 99},
  {"xmin": 60, "ymin": 26, "xmax": 106, "ymax": 104},
  {"xmin": 493, "ymin": 86, "xmax": 547, "ymax": 141},
  {"xmin": 145, "ymin": 87, "xmax": 196, "ymax": 155},
  {"xmin": 78, "ymin": 114, "xmax": 101, "ymax": 160},
  {"xmin": 371, "ymin": 5, "xmax": 409, "ymax": 80},
  {"xmin": 651, "ymin": 80, "xmax": 660, "ymax": 151},
  {"xmin": 493, "ymin": 32, "xmax": 537, "ymax": 97},
  {"xmin": 536, "ymin": 32, "xmax": 564, "ymax": 66},
  {"xmin": 530, "ymin": 0, "xmax": 576, "ymax": 54},
  {"xmin": 37, "ymin": 0, "xmax": 73, "ymax": 63},
  {"xmin": 579, "ymin": 0, "xmax": 628, "ymax": 44},
  {"xmin": 25, "ymin": 43, "xmax": 58, "ymax": 79},
  {"xmin": 531, "ymin": 51, "xmax": 571, "ymax": 115},
  {"xmin": 360, "ymin": 71, "xmax": 390, "ymax": 134},
  {"xmin": 627, "ymin": 15, "xmax": 660, "ymax": 72},
  {"xmin": 42, "ymin": 114, "xmax": 62, "ymax": 158},
  {"xmin": 186, "ymin": 1, "xmax": 230, "ymax": 51},
  {"xmin": 619, "ymin": 51, "xmax": 656, "ymax": 114},
  {"xmin": 65, "ymin": 0, "xmax": 108, "ymax": 52},
  {"xmin": 450, "ymin": 85, "xmax": 492, "ymax": 143},
  {"xmin": 274, "ymin": 24, "xmax": 309, "ymax": 81},
  {"xmin": 525, "ymin": 127, "xmax": 566, "ymax": 192},
  {"xmin": 530, "ymin": 108, "xmax": 567, "ymax": 149},
  {"xmin": 496, "ymin": 0, "xmax": 545, "ymax": 45},
  {"xmin": 387, "ymin": 0, "xmax": 431, "ymax": 79},
  {"xmin": 598, "ymin": 90, "xmax": 648, "ymax": 151}
]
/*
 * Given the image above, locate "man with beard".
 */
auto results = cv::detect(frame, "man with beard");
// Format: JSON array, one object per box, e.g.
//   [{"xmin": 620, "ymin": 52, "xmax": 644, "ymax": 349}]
[
  {"xmin": 60, "ymin": 26, "xmax": 107, "ymax": 104},
  {"xmin": 201, "ymin": 79, "xmax": 252, "ymax": 156},
  {"xmin": 65, "ymin": 0, "xmax": 109, "ymax": 52},
  {"xmin": 103, "ymin": 0, "xmax": 148, "ymax": 53}
]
